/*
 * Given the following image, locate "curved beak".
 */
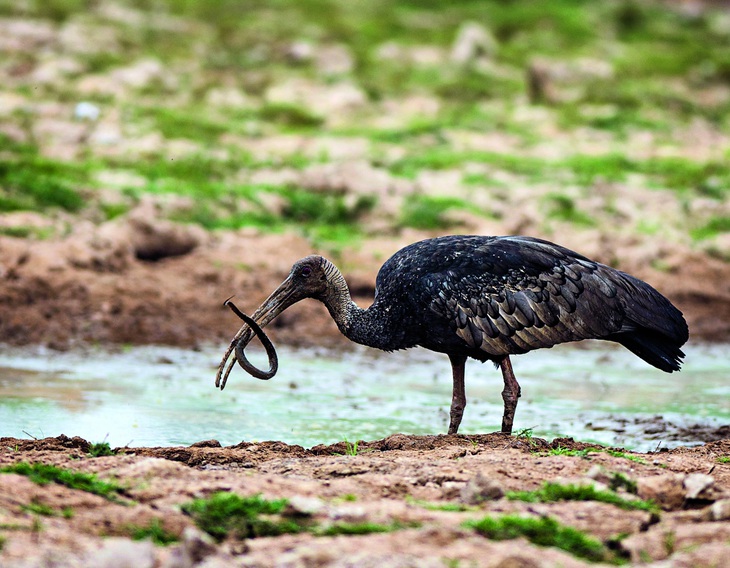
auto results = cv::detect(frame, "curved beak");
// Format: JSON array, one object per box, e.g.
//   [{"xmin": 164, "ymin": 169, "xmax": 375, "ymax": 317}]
[{"xmin": 215, "ymin": 274, "xmax": 302, "ymax": 389}]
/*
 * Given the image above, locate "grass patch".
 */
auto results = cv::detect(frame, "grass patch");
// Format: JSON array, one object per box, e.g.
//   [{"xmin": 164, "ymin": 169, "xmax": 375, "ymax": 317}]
[
  {"xmin": 465, "ymin": 514, "xmax": 613, "ymax": 564},
  {"xmin": 406, "ymin": 497, "xmax": 475, "ymax": 512},
  {"xmin": 400, "ymin": 194, "xmax": 471, "ymax": 230},
  {"xmin": 603, "ymin": 450, "xmax": 649, "ymax": 466},
  {"xmin": 183, "ymin": 491, "xmax": 416, "ymax": 542},
  {"xmin": 544, "ymin": 194, "xmax": 596, "ymax": 227},
  {"xmin": 20, "ymin": 501, "xmax": 56, "ymax": 517},
  {"xmin": 88, "ymin": 441, "xmax": 116, "ymax": 457},
  {"xmin": 546, "ymin": 446, "xmax": 594, "ymax": 458},
  {"xmin": 507, "ymin": 482, "xmax": 657, "ymax": 513},
  {"xmin": 129, "ymin": 519, "xmax": 179, "ymax": 546},
  {"xmin": 691, "ymin": 216, "xmax": 730, "ymax": 241},
  {"xmin": 0, "ymin": 157, "xmax": 88, "ymax": 213},
  {"xmin": 259, "ymin": 103, "xmax": 324, "ymax": 128},
  {"xmin": 546, "ymin": 446, "xmax": 650, "ymax": 466},
  {"xmin": 717, "ymin": 456, "xmax": 730, "ymax": 464},
  {"xmin": 314, "ymin": 521, "xmax": 404, "ymax": 536},
  {"xmin": 181, "ymin": 492, "xmax": 306, "ymax": 541},
  {"xmin": 1, "ymin": 462, "xmax": 125, "ymax": 502},
  {"xmin": 344, "ymin": 439, "xmax": 360, "ymax": 456}
]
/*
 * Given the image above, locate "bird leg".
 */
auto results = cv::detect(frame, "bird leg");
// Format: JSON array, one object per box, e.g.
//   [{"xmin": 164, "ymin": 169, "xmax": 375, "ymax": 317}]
[
  {"xmin": 499, "ymin": 356, "xmax": 521, "ymax": 434},
  {"xmin": 448, "ymin": 354, "xmax": 468, "ymax": 434}
]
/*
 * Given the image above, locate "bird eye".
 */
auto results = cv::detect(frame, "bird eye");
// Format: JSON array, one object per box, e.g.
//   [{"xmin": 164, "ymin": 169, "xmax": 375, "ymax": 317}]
[{"xmin": 301, "ymin": 266, "xmax": 312, "ymax": 277}]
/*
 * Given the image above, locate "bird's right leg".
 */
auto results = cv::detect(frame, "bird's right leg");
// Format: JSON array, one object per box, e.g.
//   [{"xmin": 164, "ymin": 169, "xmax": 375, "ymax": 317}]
[
  {"xmin": 499, "ymin": 356, "xmax": 521, "ymax": 434},
  {"xmin": 448, "ymin": 354, "xmax": 468, "ymax": 434}
]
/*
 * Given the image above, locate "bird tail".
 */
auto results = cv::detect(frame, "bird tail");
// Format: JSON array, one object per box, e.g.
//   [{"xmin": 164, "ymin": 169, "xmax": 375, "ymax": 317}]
[
  {"xmin": 610, "ymin": 270, "xmax": 689, "ymax": 373},
  {"xmin": 615, "ymin": 328, "xmax": 686, "ymax": 372}
]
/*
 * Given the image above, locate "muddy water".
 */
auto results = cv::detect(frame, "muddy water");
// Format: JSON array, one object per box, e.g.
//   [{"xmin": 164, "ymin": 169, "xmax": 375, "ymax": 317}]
[{"xmin": 0, "ymin": 342, "xmax": 726, "ymax": 451}]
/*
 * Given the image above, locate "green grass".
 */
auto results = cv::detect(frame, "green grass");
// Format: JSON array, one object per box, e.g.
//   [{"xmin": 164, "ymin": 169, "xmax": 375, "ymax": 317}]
[
  {"xmin": 399, "ymin": 195, "xmax": 472, "ymax": 230},
  {"xmin": 88, "ymin": 441, "xmax": 116, "ymax": 457},
  {"xmin": 182, "ymin": 491, "xmax": 417, "ymax": 541},
  {"xmin": 314, "ymin": 521, "xmax": 405, "ymax": 536},
  {"xmin": 129, "ymin": 519, "xmax": 179, "ymax": 546},
  {"xmin": 691, "ymin": 216, "xmax": 730, "ymax": 241},
  {"xmin": 717, "ymin": 456, "xmax": 730, "ymax": 464},
  {"xmin": 181, "ymin": 492, "xmax": 305, "ymax": 541},
  {"xmin": 602, "ymin": 450, "xmax": 649, "ymax": 466},
  {"xmin": 545, "ymin": 446, "xmax": 650, "ymax": 466},
  {"xmin": 1, "ymin": 462, "xmax": 126, "ymax": 502},
  {"xmin": 545, "ymin": 446, "xmax": 593, "ymax": 458},
  {"xmin": 507, "ymin": 482, "xmax": 658, "ymax": 514},
  {"xmin": 20, "ymin": 501, "xmax": 56, "ymax": 517},
  {"xmin": 344, "ymin": 439, "xmax": 360, "ymax": 456},
  {"xmin": 0, "ymin": 157, "xmax": 88, "ymax": 213},
  {"xmin": 406, "ymin": 497, "xmax": 475, "ymax": 512},
  {"xmin": 0, "ymin": 0, "xmax": 727, "ymax": 254},
  {"xmin": 465, "ymin": 514, "xmax": 614, "ymax": 564}
]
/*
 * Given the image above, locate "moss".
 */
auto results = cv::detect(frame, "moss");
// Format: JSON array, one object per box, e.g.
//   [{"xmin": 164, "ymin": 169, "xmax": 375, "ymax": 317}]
[
  {"xmin": 543, "ymin": 194, "xmax": 596, "ymax": 227},
  {"xmin": 399, "ymin": 194, "xmax": 471, "ymax": 230},
  {"xmin": 88, "ymin": 442, "xmax": 116, "ymax": 457},
  {"xmin": 0, "ymin": 157, "xmax": 88, "ymax": 213},
  {"xmin": 691, "ymin": 216, "xmax": 730, "ymax": 241},
  {"xmin": 314, "ymin": 521, "xmax": 404, "ymax": 536},
  {"xmin": 129, "ymin": 519, "xmax": 179, "ymax": 546},
  {"xmin": 182, "ymin": 492, "xmax": 306, "ymax": 541},
  {"xmin": 20, "ymin": 501, "xmax": 56, "ymax": 517},
  {"xmin": 507, "ymin": 481, "xmax": 658, "ymax": 513},
  {"xmin": 1, "ymin": 462, "xmax": 126, "ymax": 502},
  {"xmin": 465, "ymin": 514, "xmax": 613, "ymax": 564}
]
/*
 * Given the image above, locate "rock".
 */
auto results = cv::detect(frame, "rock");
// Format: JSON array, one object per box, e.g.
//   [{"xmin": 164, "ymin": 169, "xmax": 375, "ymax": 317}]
[
  {"xmin": 86, "ymin": 538, "xmax": 155, "ymax": 568},
  {"xmin": 163, "ymin": 527, "xmax": 217, "ymax": 568},
  {"xmin": 299, "ymin": 161, "xmax": 390, "ymax": 196},
  {"xmin": 636, "ymin": 474, "xmax": 686, "ymax": 511},
  {"xmin": 205, "ymin": 87, "xmax": 250, "ymax": 109},
  {"xmin": 111, "ymin": 58, "xmax": 173, "ymax": 90},
  {"xmin": 314, "ymin": 44, "xmax": 355, "ymax": 76},
  {"xmin": 0, "ymin": 18, "xmax": 56, "ymax": 52},
  {"xmin": 709, "ymin": 499, "xmax": 730, "ymax": 521},
  {"xmin": 264, "ymin": 78, "xmax": 367, "ymax": 119},
  {"xmin": 684, "ymin": 473, "xmax": 715, "ymax": 500},
  {"xmin": 451, "ymin": 21, "xmax": 498, "ymax": 65},
  {"xmin": 527, "ymin": 57, "xmax": 614, "ymax": 104},
  {"xmin": 286, "ymin": 495, "xmax": 326, "ymax": 516},
  {"xmin": 122, "ymin": 199, "xmax": 207, "ymax": 261},
  {"xmin": 459, "ymin": 471, "xmax": 504, "ymax": 504}
]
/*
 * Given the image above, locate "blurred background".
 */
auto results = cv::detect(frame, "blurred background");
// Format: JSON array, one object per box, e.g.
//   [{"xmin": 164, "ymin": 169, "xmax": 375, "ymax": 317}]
[{"xmin": 0, "ymin": 0, "xmax": 729, "ymax": 447}]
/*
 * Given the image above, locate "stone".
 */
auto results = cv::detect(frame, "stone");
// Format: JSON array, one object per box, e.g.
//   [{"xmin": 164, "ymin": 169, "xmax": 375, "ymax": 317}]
[
  {"xmin": 636, "ymin": 474, "xmax": 686, "ymax": 511},
  {"xmin": 85, "ymin": 538, "xmax": 155, "ymax": 568},
  {"xmin": 683, "ymin": 473, "xmax": 715, "ymax": 500},
  {"xmin": 451, "ymin": 21, "xmax": 498, "ymax": 65},
  {"xmin": 459, "ymin": 471, "xmax": 504, "ymax": 504},
  {"xmin": 709, "ymin": 499, "xmax": 730, "ymax": 521}
]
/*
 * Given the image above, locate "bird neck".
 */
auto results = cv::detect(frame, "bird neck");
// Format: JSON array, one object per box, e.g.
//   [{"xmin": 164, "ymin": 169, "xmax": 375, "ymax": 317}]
[{"xmin": 319, "ymin": 259, "xmax": 405, "ymax": 351}]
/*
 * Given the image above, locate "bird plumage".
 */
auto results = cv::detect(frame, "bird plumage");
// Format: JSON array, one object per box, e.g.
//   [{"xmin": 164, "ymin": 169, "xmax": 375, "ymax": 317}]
[
  {"xmin": 218, "ymin": 234, "xmax": 689, "ymax": 435},
  {"xmin": 370, "ymin": 235, "xmax": 687, "ymax": 371}
]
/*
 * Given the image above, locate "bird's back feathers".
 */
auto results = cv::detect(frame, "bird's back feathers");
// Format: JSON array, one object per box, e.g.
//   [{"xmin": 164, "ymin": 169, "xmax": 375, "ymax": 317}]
[{"xmin": 374, "ymin": 235, "xmax": 688, "ymax": 371}]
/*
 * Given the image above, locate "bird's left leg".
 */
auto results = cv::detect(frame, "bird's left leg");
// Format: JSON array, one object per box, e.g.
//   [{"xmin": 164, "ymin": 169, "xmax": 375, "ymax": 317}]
[
  {"xmin": 448, "ymin": 354, "xmax": 468, "ymax": 434},
  {"xmin": 499, "ymin": 356, "xmax": 521, "ymax": 435}
]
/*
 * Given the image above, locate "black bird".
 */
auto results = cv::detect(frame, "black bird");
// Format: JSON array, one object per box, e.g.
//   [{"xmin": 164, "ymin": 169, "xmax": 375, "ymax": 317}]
[{"xmin": 216, "ymin": 235, "xmax": 689, "ymax": 435}]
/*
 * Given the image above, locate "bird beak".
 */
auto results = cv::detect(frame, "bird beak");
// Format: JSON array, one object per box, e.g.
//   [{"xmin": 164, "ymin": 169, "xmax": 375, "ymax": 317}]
[{"xmin": 215, "ymin": 274, "xmax": 302, "ymax": 389}]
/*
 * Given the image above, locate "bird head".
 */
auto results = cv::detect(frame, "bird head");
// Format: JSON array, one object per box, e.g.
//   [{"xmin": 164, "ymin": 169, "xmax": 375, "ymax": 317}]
[
  {"xmin": 247, "ymin": 255, "xmax": 331, "ymax": 328},
  {"xmin": 216, "ymin": 255, "xmax": 347, "ymax": 388}
]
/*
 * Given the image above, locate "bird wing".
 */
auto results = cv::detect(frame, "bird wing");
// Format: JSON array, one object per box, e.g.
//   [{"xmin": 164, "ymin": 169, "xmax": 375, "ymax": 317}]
[{"xmin": 419, "ymin": 236, "xmax": 627, "ymax": 357}]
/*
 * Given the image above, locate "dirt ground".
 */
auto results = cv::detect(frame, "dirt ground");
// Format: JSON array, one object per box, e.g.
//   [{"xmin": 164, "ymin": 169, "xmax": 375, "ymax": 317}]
[
  {"xmin": 0, "ymin": 210, "xmax": 729, "ymax": 351},
  {"xmin": 1, "ymin": 216, "xmax": 730, "ymax": 566},
  {"xmin": 0, "ymin": 434, "xmax": 729, "ymax": 567}
]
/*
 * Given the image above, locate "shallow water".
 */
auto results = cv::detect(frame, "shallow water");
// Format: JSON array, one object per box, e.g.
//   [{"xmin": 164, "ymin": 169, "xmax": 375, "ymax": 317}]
[{"xmin": 0, "ymin": 342, "xmax": 726, "ymax": 451}]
